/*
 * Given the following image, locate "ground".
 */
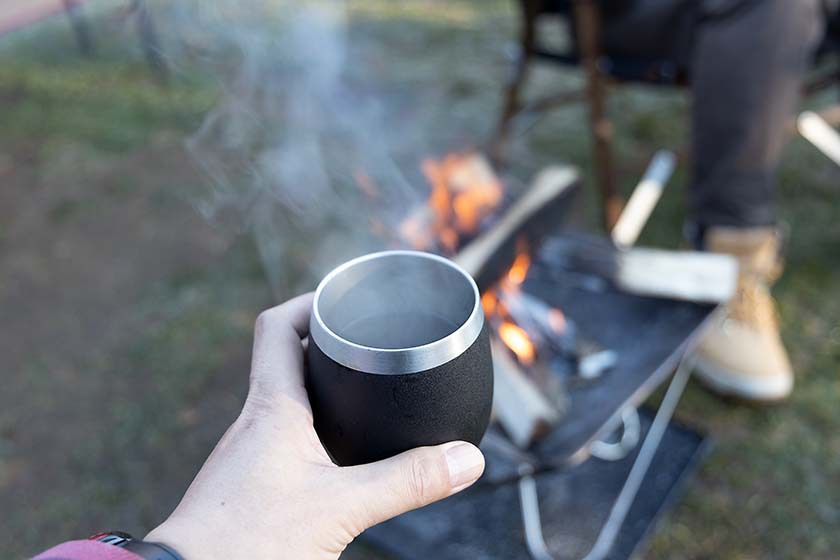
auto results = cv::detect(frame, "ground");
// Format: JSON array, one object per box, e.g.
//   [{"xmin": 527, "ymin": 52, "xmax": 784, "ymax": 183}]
[{"xmin": 1, "ymin": 2, "xmax": 838, "ymax": 559}]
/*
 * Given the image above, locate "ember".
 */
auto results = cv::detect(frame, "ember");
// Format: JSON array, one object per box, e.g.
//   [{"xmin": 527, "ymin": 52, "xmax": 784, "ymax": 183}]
[
  {"xmin": 498, "ymin": 321, "xmax": 536, "ymax": 365},
  {"xmin": 489, "ymin": 241, "xmax": 542, "ymax": 365},
  {"xmin": 506, "ymin": 248, "xmax": 530, "ymax": 285}
]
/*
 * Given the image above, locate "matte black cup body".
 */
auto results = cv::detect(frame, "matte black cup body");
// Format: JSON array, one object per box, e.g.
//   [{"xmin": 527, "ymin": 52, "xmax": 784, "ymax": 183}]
[{"xmin": 307, "ymin": 250, "xmax": 493, "ymax": 466}]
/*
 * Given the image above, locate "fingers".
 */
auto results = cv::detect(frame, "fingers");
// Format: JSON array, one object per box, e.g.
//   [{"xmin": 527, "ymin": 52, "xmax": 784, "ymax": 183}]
[
  {"xmin": 250, "ymin": 292, "xmax": 315, "ymax": 402},
  {"xmin": 342, "ymin": 442, "xmax": 485, "ymax": 530},
  {"xmin": 255, "ymin": 292, "xmax": 314, "ymax": 341}
]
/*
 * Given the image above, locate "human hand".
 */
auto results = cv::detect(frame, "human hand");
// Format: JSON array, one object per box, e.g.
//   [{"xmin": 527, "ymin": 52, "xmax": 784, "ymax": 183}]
[{"xmin": 145, "ymin": 293, "xmax": 485, "ymax": 559}]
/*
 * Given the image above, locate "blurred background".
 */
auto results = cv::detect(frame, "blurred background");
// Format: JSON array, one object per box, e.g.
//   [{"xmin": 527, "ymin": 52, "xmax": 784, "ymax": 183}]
[{"xmin": 1, "ymin": 1, "xmax": 838, "ymax": 558}]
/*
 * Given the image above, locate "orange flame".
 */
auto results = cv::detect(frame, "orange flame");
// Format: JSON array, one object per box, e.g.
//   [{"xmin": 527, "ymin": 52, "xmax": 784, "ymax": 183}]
[
  {"xmin": 448, "ymin": 153, "xmax": 502, "ymax": 233},
  {"xmin": 401, "ymin": 152, "xmax": 503, "ymax": 252},
  {"xmin": 498, "ymin": 321, "xmax": 536, "ymax": 365},
  {"xmin": 481, "ymin": 291, "xmax": 497, "ymax": 316},
  {"xmin": 389, "ymin": 151, "xmax": 558, "ymax": 370},
  {"xmin": 505, "ymin": 238, "xmax": 531, "ymax": 286},
  {"xmin": 507, "ymin": 252, "xmax": 531, "ymax": 286}
]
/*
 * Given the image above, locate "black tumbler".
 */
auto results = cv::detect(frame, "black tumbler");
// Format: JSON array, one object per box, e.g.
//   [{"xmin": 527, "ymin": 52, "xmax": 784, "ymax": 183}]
[{"xmin": 307, "ymin": 250, "xmax": 493, "ymax": 466}]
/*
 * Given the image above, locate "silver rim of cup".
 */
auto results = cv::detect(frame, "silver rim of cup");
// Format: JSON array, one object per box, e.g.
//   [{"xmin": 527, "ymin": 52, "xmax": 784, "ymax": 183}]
[{"xmin": 310, "ymin": 250, "xmax": 484, "ymax": 374}]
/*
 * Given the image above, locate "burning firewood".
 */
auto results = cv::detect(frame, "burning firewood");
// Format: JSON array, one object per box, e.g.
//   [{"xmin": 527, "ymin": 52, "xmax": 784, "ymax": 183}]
[
  {"xmin": 490, "ymin": 340, "xmax": 560, "ymax": 449},
  {"xmin": 453, "ymin": 164, "xmax": 581, "ymax": 448},
  {"xmin": 455, "ymin": 165, "xmax": 579, "ymax": 291},
  {"xmin": 398, "ymin": 151, "xmax": 504, "ymax": 254},
  {"xmin": 361, "ymin": 150, "xmax": 582, "ymax": 449}
]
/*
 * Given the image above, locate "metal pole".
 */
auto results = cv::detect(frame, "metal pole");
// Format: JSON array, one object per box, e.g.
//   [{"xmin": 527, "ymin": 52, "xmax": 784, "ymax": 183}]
[
  {"xmin": 798, "ymin": 111, "xmax": 840, "ymax": 167},
  {"xmin": 519, "ymin": 465, "xmax": 555, "ymax": 560},
  {"xmin": 611, "ymin": 150, "xmax": 677, "ymax": 247},
  {"xmin": 581, "ymin": 355, "xmax": 695, "ymax": 560}
]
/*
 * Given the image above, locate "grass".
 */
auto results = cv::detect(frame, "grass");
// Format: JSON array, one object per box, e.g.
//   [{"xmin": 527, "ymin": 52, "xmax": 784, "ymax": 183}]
[
  {"xmin": 0, "ymin": 61, "xmax": 213, "ymax": 152},
  {"xmin": 1, "ymin": 1, "xmax": 838, "ymax": 559}
]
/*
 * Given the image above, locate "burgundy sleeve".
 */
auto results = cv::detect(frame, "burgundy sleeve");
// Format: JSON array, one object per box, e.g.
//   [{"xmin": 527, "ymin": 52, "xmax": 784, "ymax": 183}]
[{"xmin": 33, "ymin": 540, "xmax": 142, "ymax": 560}]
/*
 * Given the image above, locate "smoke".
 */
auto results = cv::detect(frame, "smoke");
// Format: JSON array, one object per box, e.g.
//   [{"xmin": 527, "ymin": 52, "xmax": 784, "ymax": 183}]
[{"xmin": 162, "ymin": 1, "xmax": 445, "ymax": 296}]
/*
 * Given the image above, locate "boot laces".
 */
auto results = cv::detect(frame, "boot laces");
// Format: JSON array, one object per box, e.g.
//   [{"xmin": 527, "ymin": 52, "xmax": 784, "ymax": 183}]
[{"xmin": 727, "ymin": 274, "xmax": 779, "ymax": 333}]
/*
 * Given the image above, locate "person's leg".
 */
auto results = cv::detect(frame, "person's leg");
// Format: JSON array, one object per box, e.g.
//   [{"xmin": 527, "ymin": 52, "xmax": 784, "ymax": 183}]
[
  {"xmin": 689, "ymin": 0, "xmax": 823, "ymax": 230},
  {"xmin": 689, "ymin": 0, "xmax": 824, "ymax": 401}
]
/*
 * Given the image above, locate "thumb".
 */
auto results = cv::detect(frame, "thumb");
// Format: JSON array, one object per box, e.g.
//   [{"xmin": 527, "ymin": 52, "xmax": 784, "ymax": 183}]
[{"xmin": 344, "ymin": 442, "xmax": 485, "ymax": 530}]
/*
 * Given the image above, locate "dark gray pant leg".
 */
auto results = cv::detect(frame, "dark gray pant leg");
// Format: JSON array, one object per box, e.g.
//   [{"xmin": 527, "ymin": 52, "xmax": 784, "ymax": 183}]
[{"xmin": 689, "ymin": 0, "xmax": 823, "ymax": 228}]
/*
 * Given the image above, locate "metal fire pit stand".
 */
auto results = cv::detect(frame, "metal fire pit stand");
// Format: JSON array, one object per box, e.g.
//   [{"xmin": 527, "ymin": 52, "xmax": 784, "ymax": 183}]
[
  {"xmin": 518, "ymin": 354, "xmax": 695, "ymax": 560},
  {"xmin": 361, "ymin": 265, "xmax": 717, "ymax": 560}
]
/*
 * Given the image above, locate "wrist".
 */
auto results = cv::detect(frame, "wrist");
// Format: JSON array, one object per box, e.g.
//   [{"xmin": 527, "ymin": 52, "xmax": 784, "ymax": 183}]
[{"xmin": 145, "ymin": 520, "xmax": 209, "ymax": 560}]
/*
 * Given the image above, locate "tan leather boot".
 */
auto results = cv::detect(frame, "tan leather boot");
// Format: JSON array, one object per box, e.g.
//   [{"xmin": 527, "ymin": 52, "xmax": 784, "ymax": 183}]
[{"xmin": 693, "ymin": 226, "xmax": 793, "ymax": 401}]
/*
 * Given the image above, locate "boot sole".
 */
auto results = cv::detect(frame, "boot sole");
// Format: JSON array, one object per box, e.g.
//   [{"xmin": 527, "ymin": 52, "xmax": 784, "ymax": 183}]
[{"xmin": 692, "ymin": 356, "xmax": 792, "ymax": 403}]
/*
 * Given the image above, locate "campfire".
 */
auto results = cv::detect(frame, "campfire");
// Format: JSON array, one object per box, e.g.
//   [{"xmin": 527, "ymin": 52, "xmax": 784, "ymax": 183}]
[
  {"xmin": 358, "ymin": 151, "xmax": 614, "ymax": 448},
  {"xmin": 395, "ymin": 153, "xmax": 555, "ymax": 366},
  {"xmin": 398, "ymin": 152, "xmax": 504, "ymax": 255}
]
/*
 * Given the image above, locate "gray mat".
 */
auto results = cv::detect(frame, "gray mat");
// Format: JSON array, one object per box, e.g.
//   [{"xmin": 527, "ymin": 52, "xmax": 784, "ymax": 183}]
[{"xmin": 362, "ymin": 410, "xmax": 708, "ymax": 560}]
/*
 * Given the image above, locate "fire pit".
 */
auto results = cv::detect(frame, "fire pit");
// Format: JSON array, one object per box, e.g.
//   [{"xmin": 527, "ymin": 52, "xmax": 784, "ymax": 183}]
[
  {"xmin": 360, "ymin": 241, "xmax": 714, "ymax": 558},
  {"xmin": 350, "ymin": 153, "xmax": 719, "ymax": 559}
]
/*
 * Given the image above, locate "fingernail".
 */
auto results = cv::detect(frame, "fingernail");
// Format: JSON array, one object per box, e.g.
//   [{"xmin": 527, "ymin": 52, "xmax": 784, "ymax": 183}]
[{"xmin": 445, "ymin": 442, "xmax": 485, "ymax": 489}]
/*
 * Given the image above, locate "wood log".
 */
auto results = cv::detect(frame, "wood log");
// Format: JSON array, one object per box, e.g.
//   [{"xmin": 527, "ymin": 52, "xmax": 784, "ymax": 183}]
[
  {"xmin": 454, "ymin": 164, "xmax": 580, "ymax": 449},
  {"xmin": 490, "ymin": 340, "xmax": 560, "ymax": 449},
  {"xmin": 455, "ymin": 165, "xmax": 580, "ymax": 291},
  {"xmin": 616, "ymin": 248, "xmax": 738, "ymax": 304}
]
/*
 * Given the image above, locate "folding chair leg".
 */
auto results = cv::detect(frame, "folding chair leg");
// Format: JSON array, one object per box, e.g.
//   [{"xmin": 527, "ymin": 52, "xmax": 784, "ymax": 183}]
[
  {"xmin": 573, "ymin": 0, "xmax": 622, "ymax": 230},
  {"xmin": 491, "ymin": 50, "xmax": 529, "ymax": 166},
  {"xmin": 490, "ymin": 0, "xmax": 541, "ymax": 167},
  {"xmin": 64, "ymin": 0, "xmax": 95, "ymax": 56}
]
